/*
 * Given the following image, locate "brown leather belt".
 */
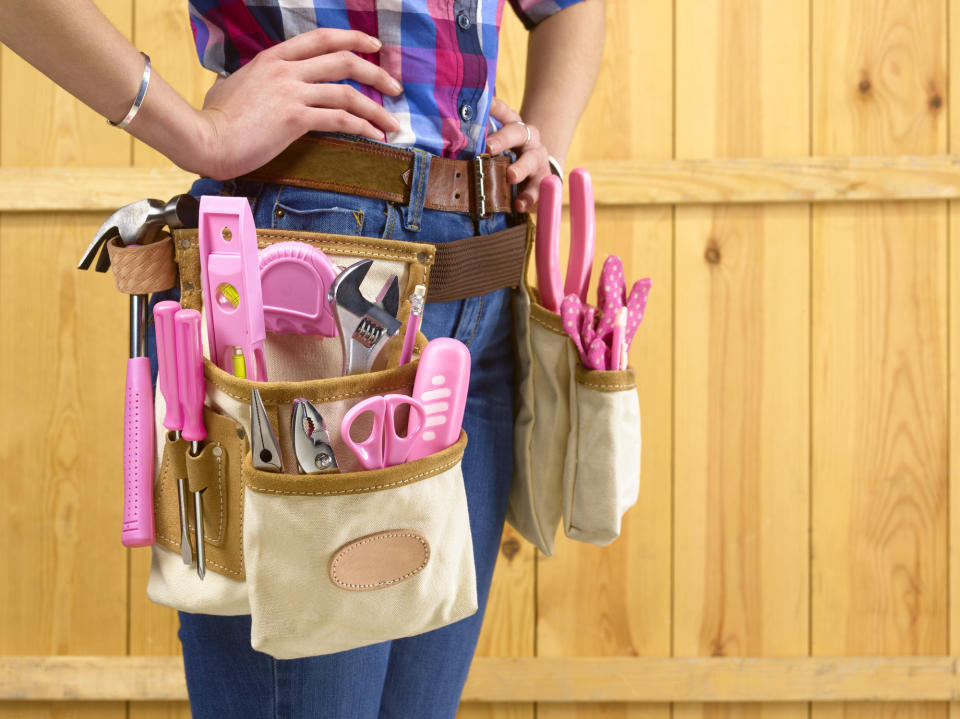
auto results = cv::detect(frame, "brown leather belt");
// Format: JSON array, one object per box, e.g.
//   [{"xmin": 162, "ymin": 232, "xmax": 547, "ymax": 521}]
[
  {"xmin": 237, "ymin": 134, "xmax": 528, "ymax": 303},
  {"xmin": 239, "ymin": 134, "xmax": 514, "ymax": 217}
]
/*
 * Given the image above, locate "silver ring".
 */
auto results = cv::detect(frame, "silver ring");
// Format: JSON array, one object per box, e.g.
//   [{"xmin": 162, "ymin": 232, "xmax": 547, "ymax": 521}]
[{"xmin": 514, "ymin": 121, "xmax": 532, "ymax": 147}]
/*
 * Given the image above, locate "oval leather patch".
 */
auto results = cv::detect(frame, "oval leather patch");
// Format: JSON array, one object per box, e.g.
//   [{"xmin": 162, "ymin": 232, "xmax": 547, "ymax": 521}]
[{"xmin": 328, "ymin": 530, "xmax": 430, "ymax": 592}]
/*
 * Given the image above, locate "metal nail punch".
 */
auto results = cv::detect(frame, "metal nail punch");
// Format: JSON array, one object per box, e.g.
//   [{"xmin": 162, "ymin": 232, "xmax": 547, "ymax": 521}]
[
  {"xmin": 250, "ymin": 389, "xmax": 282, "ymax": 473},
  {"xmin": 292, "ymin": 399, "xmax": 338, "ymax": 474},
  {"xmin": 329, "ymin": 259, "xmax": 402, "ymax": 375}
]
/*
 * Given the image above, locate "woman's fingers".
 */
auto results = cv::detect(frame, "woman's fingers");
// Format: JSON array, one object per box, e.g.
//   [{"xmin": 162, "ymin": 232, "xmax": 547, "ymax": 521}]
[
  {"xmin": 299, "ymin": 51, "xmax": 403, "ymax": 96},
  {"xmin": 489, "ymin": 96, "xmax": 521, "ymax": 124},
  {"xmin": 269, "ymin": 27, "xmax": 382, "ymax": 61},
  {"xmin": 303, "ymin": 107, "xmax": 388, "ymax": 142},
  {"xmin": 304, "ymin": 83, "xmax": 400, "ymax": 134},
  {"xmin": 486, "ymin": 120, "xmax": 539, "ymax": 155}
]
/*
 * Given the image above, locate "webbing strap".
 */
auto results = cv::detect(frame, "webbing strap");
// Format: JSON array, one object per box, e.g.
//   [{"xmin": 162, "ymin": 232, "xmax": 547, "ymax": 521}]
[{"xmin": 426, "ymin": 223, "xmax": 529, "ymax": 303}]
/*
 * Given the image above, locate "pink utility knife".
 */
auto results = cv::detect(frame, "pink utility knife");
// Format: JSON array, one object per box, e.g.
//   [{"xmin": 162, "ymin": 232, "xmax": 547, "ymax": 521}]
[
  {"xmin": 405, "ymin": 338, "xmax": 471, "ymax": 461},
  {"xmin": 198, "ymin": 196, "xmax": 267, "ymax": 380}
]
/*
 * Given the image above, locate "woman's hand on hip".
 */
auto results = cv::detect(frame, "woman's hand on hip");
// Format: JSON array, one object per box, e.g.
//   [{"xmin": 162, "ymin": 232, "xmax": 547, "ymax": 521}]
[
  {"xmin": 194, "ymin": 28, "xmax": 402, "ymax": 180},
  {"xmin": 484, "ymin": 97, "xmax": 551, "ymax": 213}
]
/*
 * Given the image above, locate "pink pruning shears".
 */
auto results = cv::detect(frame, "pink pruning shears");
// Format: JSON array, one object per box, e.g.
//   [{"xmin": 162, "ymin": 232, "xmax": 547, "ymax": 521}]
[
  {"xmin": 341, "ymin": 394, "xmax": 427, "ymax": 470},
  {"xmin": 534, "ymin": 168, "xmax": 596, "ymax": 313}
]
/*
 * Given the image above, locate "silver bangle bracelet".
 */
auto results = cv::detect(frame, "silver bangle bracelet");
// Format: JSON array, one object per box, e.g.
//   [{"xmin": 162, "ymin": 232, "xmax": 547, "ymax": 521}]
[{"xmin": 108, "ymin": 52, "xmax": 151, "ymax": 129}]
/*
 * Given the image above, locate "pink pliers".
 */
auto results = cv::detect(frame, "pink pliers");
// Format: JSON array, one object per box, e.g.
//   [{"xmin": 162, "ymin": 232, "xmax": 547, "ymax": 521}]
[{"xmin": 534, "ymin": 168, "xmax": 595, "ymax": 313}]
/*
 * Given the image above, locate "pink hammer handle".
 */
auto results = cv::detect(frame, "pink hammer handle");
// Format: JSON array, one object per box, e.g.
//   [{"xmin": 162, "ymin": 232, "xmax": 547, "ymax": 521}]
[
  {"xmin": 565, "ymin": 168, "xmax": 595, "ymax": 302},
  {"xmin": 535, "ymin": 175, "xmax": 563, "ymax": 313},
  {"xmin": 122, "ymin": 356, "xmax": 155, "ymax": 547},
  {"xmin": 153, "ymin": 301, "xmax": 183, "ymax": 431},
  {"xmin": 175, "ymin": 309, "xmax": 207, "ymax": 443}
]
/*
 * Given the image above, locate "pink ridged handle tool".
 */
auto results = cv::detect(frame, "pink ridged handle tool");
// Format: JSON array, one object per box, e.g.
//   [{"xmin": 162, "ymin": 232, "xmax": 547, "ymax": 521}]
[
  {"xmin": 199, "ymin": 195, "xmax": 267, "ymax": 380},
  {"xmin": 121, "ymin": 292, "xmax": 155, "ymax": 547},
  {"xmin": 406, "ymin": 338, "xmax": 471, "ymax": 461},
  {"xmin": 535, "ymin": 175, "xmax": 563, "ymax": 313},
  {"xmin": 176, "ymin": 308, "xmax": 207, "ymax": 580},
  {"xmin": 565, "ymin": 168, "xmax": 595, "ymax": 302}
]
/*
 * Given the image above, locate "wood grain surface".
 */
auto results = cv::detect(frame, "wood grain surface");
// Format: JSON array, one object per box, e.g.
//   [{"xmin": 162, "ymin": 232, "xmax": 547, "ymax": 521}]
[
  {"xmin": 2, "ymin": 1, "xmax": 958, "ymax": 717},
  {"xmin": 811, "ymin": 5, "xmax": 949, "ymax": 719}
]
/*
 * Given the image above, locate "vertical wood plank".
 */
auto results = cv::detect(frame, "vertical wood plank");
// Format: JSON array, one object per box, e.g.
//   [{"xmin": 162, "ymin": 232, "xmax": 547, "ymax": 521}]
[
  {"xmin": 811, "ymin": 4, "xmax": 948, "ymax": 719},
  {"xmin": 674, "ymin": 4, "xmax": 810, "ymax": 719},
  {"xmin": 950, "ymin": 4, "xmax": 960, "ymax": 719},
  {"xmin": 536, "ymin": 2, "xmax": 674, "ymax": 718},
  {"xmin": 0, "ymin": 2, "xmax": 134, "ymax": 718}
]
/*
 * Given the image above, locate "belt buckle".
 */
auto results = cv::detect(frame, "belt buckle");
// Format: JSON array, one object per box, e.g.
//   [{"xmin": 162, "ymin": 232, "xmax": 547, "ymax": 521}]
[{"xmin": 473, "ymin": 154, "xmax": 492, "ymax": 221}]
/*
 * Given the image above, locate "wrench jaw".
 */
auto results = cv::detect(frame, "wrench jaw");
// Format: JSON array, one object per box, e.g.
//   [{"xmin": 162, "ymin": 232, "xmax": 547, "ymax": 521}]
[{"xmin": 329, "ymin": 260, "xmax": 403, "ymax": 375}]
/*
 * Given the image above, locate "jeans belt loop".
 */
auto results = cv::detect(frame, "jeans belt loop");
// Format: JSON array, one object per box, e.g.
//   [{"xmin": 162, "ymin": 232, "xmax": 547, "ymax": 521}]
[{"xmin": 402, "ymin": 148, "xmax": 431, "ymax": 232}]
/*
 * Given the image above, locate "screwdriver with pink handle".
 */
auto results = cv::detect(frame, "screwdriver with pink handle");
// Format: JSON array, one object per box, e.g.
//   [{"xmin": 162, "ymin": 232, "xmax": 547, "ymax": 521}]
[
  {"xmin": 153, "ymin": 301, "xmax": 194, "ymax": 566},
  {"xmin": 176, "ymin": 308, "xmax": 207, "ymax": 580}
]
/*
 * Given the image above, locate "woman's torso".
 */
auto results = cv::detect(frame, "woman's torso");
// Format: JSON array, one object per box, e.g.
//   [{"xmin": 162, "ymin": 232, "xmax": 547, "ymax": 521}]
[{"xmin": 187, "ymin": 0, "xmax": 513, "ymax": 159}]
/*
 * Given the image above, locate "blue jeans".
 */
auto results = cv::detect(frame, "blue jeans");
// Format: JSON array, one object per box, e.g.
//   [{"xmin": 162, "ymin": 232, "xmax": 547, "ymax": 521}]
[{"xmin": 150, "ymin": 150, "xmax": 519, "ymax": 717}]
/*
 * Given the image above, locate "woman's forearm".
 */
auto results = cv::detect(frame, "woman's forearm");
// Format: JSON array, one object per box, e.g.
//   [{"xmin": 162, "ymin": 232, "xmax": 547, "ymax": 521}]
[
  {"xmin": 0, "ymin": 0, "xmax": 208, "ymax": 173},
  {"xmin": 519, "ymin": 0, "xmax": 605, "ymax": 170}
]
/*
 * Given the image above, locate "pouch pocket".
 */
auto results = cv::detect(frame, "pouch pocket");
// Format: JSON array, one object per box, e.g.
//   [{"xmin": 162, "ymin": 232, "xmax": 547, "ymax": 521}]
[
  {"xmin": 562, "ymin": 364, "xmax": 641, "ymax": 545},
  {"xmin": 147, "ymin": 405, "xmax": 250, "ymax": 615},
  {"xmin": 242, "ymin": 431, "xmax": 477, "ymax": 659},
  {"xmin": 508, "ymin": 285, "xmax": 575, "ymax": 556}
]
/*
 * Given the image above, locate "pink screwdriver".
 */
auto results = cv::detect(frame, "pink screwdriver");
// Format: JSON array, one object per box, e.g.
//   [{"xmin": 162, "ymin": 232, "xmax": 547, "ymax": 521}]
[
  {"xmin": 153, "ymin": 301, "xmax": 194, "ymax": 565},
  {"xmin": 175, "ymin": 309, "xmax": 207, "ymax": 580}
]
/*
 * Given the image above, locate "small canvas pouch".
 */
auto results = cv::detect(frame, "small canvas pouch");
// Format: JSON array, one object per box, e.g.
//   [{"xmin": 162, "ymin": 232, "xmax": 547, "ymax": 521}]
[
  {"xmin": 508, "ymin": 284, "xmax": 575, "ymax": 556},
  {"xmin": 561, "ymin": 364, "xmax": 641, "ymax": 545}
]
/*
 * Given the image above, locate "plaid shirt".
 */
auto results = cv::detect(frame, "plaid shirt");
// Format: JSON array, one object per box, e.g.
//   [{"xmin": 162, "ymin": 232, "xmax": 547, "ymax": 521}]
[{"xmin": 188, "ymin": 0, "xmax": 586, "ymax": 159}]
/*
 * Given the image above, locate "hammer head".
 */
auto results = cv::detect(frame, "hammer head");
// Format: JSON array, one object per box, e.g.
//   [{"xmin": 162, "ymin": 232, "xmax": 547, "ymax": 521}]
[{"xmin": 77, "ymin": 194, "xmax": 199, "ymax": 272}]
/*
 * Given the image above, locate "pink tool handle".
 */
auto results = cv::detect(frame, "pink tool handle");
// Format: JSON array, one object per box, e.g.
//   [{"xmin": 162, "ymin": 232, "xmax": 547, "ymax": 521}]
[
  {"xmin": 342, "ymin": 397, "xmax": 387, "ymax": 470},
  {"xmin": 153, "ymin": 301, "xmax": 183, "ymax": 431},
  {"xmin": 122, "ymin": 356, "xmax": 155, "ymax": 547},
  {"xmin": 406, "ymin": 338, "xmax": 470, "ymax": 461},
  {"xmin": 175, "ymin": 309, "xmax": 207, "ymax": 443},
  {"xmin": 384, "ymin": 396, "xmax": 426, "ymax": 467},
  {"xmin": 535, "ymin": 175, "xmax": 563, "ymax": 313},
  {"xmin": 565, "ymin": 168, "xmax": 595, "ymax": 302}
]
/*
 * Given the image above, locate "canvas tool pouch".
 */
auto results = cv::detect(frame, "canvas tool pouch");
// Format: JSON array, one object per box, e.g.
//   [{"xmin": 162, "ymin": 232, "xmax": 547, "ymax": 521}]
[
  {"xmin": 509, "ymin": 230, "xmax": 642, "ymax": 555},
  {"xmin": 142, "ymin": 225, "xmax": 478, "ymax": 659}
]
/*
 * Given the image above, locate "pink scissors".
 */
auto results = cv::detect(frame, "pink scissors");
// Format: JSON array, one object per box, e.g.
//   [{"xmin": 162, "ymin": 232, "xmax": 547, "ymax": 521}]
[
  {"xmin": 535, "ymin": 168, "xmax": 596, "ymax": 313},
  {"xmin": 341, "ymin": 394, "xmax": 427, "ymax": 470}
]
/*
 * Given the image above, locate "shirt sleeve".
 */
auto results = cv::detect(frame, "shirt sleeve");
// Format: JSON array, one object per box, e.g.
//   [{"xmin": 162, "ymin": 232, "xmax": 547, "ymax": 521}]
[{"xmin": 507, "ymin": 0, "xmax": 589, "ymax": 30}]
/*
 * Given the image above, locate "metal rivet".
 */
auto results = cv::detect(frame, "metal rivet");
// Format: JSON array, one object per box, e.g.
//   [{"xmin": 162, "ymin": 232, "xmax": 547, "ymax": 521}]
[
  {"xmin": 275, "ymin": 208, "xmax": 284, "ymax": 218},
  {"xmin": 184, "ymin": 282, "xmax": 195, "ymax": 291},
  {"xmin": 212, "ymin": 446, "xmax": 223, "ymax": 457},
  {"xmin": 316, "ymin": 453, "xmax": 333, "ymax": 470},
  {"xmin": 416, "ymin": 251, "xmax": 428, "ymax": 263},
  {"xmin": 179, "ymin": 239, "xmax": 191, "ymax": 249}
]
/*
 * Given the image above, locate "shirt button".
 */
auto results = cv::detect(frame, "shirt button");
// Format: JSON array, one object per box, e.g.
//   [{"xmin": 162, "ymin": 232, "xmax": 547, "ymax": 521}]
[
  {"xmin": 457, "ymin": 12, "xmax": 472, "ymax": 30},
  {"xmin": 460, "ymin": 103, "xmax": 474, "ymax": 122}
]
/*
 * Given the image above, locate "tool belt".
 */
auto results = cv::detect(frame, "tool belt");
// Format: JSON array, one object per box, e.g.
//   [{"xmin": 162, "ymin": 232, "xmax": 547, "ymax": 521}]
[{"xmin": 90, "ymin": 151, "xmax": 641, "ymax": 659}]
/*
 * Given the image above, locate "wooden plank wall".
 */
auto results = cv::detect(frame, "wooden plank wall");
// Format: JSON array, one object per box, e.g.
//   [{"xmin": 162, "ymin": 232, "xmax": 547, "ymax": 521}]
[{"xmin": 0, "ymin": 1, "xmax": 957, "ymax": 717}]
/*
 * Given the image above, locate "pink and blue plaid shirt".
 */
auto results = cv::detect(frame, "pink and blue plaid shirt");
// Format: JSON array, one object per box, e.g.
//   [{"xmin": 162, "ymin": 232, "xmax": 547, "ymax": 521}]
[{"xmin": 188, "ymin": 0, "xmax": 585, "ymax": 159}]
